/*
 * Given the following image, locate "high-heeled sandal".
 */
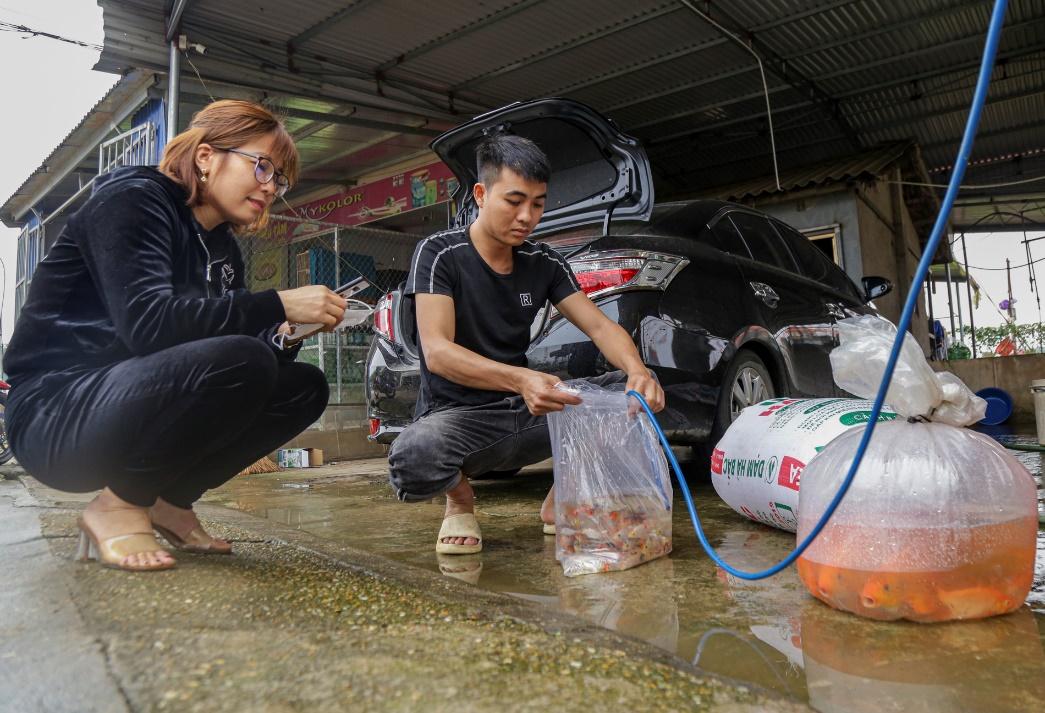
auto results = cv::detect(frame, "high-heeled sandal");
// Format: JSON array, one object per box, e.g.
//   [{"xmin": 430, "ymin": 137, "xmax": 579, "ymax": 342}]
[
  {"xmin": 76, "ymin": 518, "xmax": 176, "ymax": 571},
  {"xmin": 152, "ymin": 523, "xmax": 233, "ymax": 554}
]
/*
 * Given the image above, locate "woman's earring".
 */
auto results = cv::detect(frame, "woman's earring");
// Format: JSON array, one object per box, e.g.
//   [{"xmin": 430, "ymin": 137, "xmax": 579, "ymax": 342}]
[{"xmin": 200, "ymin": 169, "xmax": 208, "ymax": 183}]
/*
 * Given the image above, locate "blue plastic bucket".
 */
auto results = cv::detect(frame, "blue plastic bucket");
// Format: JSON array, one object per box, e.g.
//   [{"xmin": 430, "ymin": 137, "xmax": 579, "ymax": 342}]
[{"xmin": 976, "ymin": 387, "xmax": 1013, "ymax": 425}]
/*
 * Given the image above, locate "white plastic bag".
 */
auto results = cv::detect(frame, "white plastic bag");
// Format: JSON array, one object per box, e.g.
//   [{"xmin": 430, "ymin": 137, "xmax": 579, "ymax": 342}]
[
  {"xmin": 548, "ymin": 379, "xmax": 672, "ymax": 577},
  {"xmin": 797, "ymin": 316, "xmax": 1037, "ymax": 622},
  {"xmin": 829, "ymin": 314, "xmax": 986, "ymax": 425}
]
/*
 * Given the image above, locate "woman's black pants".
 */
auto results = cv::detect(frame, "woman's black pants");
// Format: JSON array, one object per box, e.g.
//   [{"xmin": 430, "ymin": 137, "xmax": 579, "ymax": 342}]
[{"xmin": 7, "ymin": 335, "xmax": 328, "ymax": 508}]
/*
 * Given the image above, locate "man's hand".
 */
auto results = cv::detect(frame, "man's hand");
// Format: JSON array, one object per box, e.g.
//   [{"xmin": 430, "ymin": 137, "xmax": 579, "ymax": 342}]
[
  {"xmin": 516, "ymin": 370, "xmax": 582, "ymax": 416},
  {"xmin": 277, "ymin": 285, "xmax": 347, "ymax": 332},
  {"xmin": 626, "ymin": 369, "xmax": 665, "ymax": 413}
]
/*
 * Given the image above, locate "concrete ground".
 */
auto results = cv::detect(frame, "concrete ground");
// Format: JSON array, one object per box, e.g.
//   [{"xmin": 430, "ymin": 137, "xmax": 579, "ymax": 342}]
[
  {"xmin": 0, "ymin": 462, "xmax": 810, "ymax": 713},
  {"xmin": 2, "ymin": 435, "xmax": 1042, "ymax": 713}
]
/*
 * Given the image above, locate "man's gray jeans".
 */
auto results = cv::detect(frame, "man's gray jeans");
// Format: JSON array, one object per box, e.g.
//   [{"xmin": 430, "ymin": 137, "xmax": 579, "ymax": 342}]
[{"xmin": 388, "ymin": 371, "xmax": 626, "ymax": 502}]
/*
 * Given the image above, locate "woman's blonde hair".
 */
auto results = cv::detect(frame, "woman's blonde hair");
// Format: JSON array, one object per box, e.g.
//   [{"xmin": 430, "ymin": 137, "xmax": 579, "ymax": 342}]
[{"xmin": 159, "ymin": 100, "xmax": 299, "ymax": 231}]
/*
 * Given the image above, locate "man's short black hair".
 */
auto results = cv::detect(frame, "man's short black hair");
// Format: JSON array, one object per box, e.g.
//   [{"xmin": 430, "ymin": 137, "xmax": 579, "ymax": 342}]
[{"xmin": 476, "ymin": 134, "xmax": 550, "ymax": 187}]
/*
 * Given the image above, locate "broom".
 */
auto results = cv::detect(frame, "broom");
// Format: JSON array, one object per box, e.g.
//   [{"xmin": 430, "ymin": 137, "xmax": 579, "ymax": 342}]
[{"xmin": 237, "ymin": 455, "xmax": 283, "ymax": 476}]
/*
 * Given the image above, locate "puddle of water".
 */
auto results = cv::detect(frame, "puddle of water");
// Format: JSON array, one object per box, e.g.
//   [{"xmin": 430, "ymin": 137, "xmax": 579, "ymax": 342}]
[{"xmin": 207, "ymin": 436, "xmax": 1045, "ymax": 711}]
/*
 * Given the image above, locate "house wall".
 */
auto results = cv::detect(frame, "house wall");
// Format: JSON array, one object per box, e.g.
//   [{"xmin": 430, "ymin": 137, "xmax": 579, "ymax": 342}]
[
  {"xmin": 854, "ymin": 175, "xmax": 930, "ymax": 351},
  {"xmin": 756, "ymin": 188, "xmax": 864, "ymax": 280},
  {"xmin": 932, "ymin": 353, "xmax": 1045, "ymax": 425}
]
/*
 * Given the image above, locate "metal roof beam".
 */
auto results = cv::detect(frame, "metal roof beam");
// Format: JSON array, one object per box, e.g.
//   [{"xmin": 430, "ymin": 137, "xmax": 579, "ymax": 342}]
[
  {"xmin": 817, "ymin": 15, "xmax": 1045, "ymax": 82},
  {"xmin": 663, "ymin": 133, "xmax": 850, "ymax": 183},
  {"xmin": 279, "ymin": 106, "xmax": 439, "ymax": 137},
  {"xmin": 165, "ymin": 0, "xmax": 190, "ymax": 42},
  {"xmin": 604, "ymin": 63, "xmax": 759, "ymax": 113},
  {"xmin": 122, "ymin": 30, "xmax": 464, "ymax": 122},
  {"xmin": 863, "ymin": 86, "xmax": 1045, "ymax": 136},
  {"xmin": 644, "ymin": 96, "xmax": 809, "ymax": 145},
  {"xmin": 450, "ymin": 3, "xmax": 685, "ymax": 92},
  {"xmin": 172, "ymin": 90, "xmax": 439, "ymax": 136},
  {"xmin": 923, "ymin": 117, "xmax": 1045, "ymax": 153},
  {"xmin": 286, "ymin": 0, "xmax": 381, "ymax": 49},
  {"xmin": 299, "ymin": 131, "xmax": 404, "ymax": 175},
  {"xmin": 786, "ymin": 0, "xmax": 990, "ymax": 62},
  {"xmin": 692, "ymin": 80, "xmax": 1045, "ymax": 152},
  {"xmin": 631, "ymin": 84, "xmax": 791, "ymax": 133},
  {"xmin": 549, "ymin": 0, "xmax": 859, "ymax": 97},
  {"xmin": 680, "ymin": 2, "xmax": 861, "ymax": 151},
  {"xmin": 836, "ymin": 44, "xmax": 1045, "ymax": 100},
  {"xmin": 374, "ymin": 0, "xmax": 548, "ymax": 73},
  {"xmin": 551, "ymin": 0, "xmax": 861, "ymax": 97},
  {"xmin": 596, "ymin": 0, "xmax": 988, "ymax": 115},
  {"xmin": 638, "ymin": 43, "xmax": 1045, "ymax": 149}
]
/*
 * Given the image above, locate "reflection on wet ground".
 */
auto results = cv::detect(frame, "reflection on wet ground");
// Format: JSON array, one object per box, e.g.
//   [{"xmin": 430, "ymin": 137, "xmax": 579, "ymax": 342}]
[{"xmin": 206, "ymin": 436, "xmax": 1045, "ymax": 711}]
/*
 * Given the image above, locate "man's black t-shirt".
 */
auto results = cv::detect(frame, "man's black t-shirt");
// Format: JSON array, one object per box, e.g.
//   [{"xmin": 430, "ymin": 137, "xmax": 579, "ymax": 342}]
[{"xmin": 405, "ymin": 224, "xmax": 581, "ymax": 417}]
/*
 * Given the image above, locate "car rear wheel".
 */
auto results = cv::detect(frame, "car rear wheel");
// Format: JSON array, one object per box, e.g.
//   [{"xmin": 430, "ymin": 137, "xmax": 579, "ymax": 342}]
[
  {"xmin": 713, "ymin": 350, "xmax": 775, "ymax": 443},
  {"xmin": 687, "ymin": 351, "xmax": 776, "ymax": 480}
]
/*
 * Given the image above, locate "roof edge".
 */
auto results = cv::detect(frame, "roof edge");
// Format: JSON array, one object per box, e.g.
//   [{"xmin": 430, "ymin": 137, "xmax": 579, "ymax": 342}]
[{"xmin": 1, "ymin": 68, "xmax": 157, "ymax": 228}]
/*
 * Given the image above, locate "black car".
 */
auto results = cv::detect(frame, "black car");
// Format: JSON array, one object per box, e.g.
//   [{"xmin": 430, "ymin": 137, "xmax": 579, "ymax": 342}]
[{"xmin": 366, "ymin": 99, "xmax": 890, "ymax": 453}]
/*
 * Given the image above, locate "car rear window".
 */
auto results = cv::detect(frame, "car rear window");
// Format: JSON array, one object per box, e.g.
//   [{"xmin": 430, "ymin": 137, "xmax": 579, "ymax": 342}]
[
  {"xmin": 776, "ymin": 222, "xmax": 832, "ymax": 282},
  {"xmin": 703, "ymin": 215, "xmax": 753, "ymax": 258},
  {"xmin": 774, "ymin": 222, "xmax": 862, "ymax": 300},
  {"xmin": 728, "ymin": 212, "xmax": 798, "ymax": 272}
]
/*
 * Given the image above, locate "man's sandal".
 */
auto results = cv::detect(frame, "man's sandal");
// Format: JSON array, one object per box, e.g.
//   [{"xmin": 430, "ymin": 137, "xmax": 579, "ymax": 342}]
[{"xmin": 435, "ymin": 512, "xmax": 483, "ymax": 554}]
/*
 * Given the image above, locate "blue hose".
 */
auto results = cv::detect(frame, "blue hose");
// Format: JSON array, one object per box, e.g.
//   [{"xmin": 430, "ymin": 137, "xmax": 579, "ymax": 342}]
[{"xmin": 626, "ymin": 0, "xmax": 1009, "ymax": 580}]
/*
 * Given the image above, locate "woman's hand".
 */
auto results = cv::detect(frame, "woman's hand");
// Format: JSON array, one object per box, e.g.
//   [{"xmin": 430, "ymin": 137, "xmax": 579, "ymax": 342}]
[{"xmin": 277, "ymin": 286, "xmax": 347, "ymax": 331}]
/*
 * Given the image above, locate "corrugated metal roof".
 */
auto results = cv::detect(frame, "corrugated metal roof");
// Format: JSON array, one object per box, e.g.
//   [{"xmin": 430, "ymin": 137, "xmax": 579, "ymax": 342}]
[
  {"xmin": 70, "ymin": 0, "xmax": 1045, "ymax": 231},
  {"xmin": 697, "ymin": 141, "xmax": 913, "ymax": 202}
]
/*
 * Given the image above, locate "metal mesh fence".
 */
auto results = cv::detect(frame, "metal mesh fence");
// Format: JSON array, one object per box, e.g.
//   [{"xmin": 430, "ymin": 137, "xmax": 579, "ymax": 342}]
[{"xmin": 236, "ymin": 214, "xmax": 423, "ymax": 416}]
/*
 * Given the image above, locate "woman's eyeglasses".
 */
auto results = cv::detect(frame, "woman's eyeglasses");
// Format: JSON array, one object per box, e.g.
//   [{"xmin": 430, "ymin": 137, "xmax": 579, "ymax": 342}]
[{"xmin": 219, "ymin": 148, "xmax": 291, "ymax": 197}]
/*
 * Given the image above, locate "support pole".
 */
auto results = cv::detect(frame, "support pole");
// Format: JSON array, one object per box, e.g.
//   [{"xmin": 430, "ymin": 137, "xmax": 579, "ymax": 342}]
[
  {"xmin": 960, "ymin": 232, "xmax": 977, "ymax": 357},
  {"xmin": 945, "ymin": 260, "xmax": 956, "ymax": 343},
  {"xmin": 167, "ymin": 39, "xmax": 181, "ymax": 143},
  {"xmin": 165, "ymin": 0, "xmax": 193, "ymax": 142},
  {"xmin": 334, "ymin": 227, "xmax": 342, "ymax": 404},
  {"xmin": 926, "ymin": 276, "xmax": 936, "ymax": 359}
]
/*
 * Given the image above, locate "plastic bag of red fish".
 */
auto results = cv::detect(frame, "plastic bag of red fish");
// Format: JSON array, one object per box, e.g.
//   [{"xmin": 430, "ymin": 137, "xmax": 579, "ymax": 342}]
[
  {"xmin": 548, "ymin": 379, "xmax": 672, "ymax": 577},
  {"xmin": 797, "ymin": 316, "xmax": 1037, "ymax": 622}
]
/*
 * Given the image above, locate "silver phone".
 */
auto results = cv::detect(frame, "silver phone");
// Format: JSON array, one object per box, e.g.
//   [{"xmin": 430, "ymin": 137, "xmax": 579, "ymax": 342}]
[{"xmin": 284, "ymin": 277, "xmax": 370, "ymax": 344}]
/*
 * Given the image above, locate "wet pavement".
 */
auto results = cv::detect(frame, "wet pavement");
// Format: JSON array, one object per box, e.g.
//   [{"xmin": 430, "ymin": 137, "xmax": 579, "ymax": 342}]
[
  {"xmin": 204, "ymin": 434, "xmax": 1045, "ymax": 713},
  {"xmin": 5, "ymin": 471, "xmax": 806, "ymax": 713}
]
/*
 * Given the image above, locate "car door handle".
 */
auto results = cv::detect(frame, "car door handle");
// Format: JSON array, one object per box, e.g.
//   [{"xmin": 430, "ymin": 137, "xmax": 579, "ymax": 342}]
[
  {"xmin": 749, "ymin": 281, "xmax": 779, "ymax": 308},
  {"xmin": 825, "ymin": 302, "xmax": 846, "ymax": 319}
]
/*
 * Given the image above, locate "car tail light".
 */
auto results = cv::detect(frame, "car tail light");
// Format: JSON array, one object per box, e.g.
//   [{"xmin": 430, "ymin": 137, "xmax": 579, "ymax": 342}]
[
  {"xmin": 373, "ymin": 292, "xmax": 395, "ymax": 342},
  {"xmin": 575, "ymin": 259, "xmax": 644, "ymax": 295},
  {"xmin": 568, "ymin": 250, "xmax": 688, "ymax": 300},
  {"xmin": 369, "ymin": 418, "xmax": 381, "ymax": 439}
]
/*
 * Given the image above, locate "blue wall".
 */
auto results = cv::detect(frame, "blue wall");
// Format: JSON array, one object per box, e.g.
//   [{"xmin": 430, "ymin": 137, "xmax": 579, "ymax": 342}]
[{"xmin": 131, "ymin": 98, "xmax": 167, "ymax": 164}]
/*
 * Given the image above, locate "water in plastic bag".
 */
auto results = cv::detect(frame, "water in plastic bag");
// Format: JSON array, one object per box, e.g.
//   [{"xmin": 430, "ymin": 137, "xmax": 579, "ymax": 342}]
[
  {"xmin": 797, "ymin": 419, "xmax": 1038, "ymax": 622},
  {"xmin": 548, "ymin": 379, "xmax": 672, "ymax": 577}
]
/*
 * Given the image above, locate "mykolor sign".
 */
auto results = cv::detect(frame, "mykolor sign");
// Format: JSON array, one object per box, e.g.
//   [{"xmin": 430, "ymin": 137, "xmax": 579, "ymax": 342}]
[{"xmin": 265, "ymin": 160, "xmax": 458, "ymax": 241}]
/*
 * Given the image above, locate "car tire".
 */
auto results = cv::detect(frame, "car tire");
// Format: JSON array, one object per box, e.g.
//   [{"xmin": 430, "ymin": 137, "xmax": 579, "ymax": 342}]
[{"xmin": 710, "ymin": 350, "xmax": 775, "ymax": 446}]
